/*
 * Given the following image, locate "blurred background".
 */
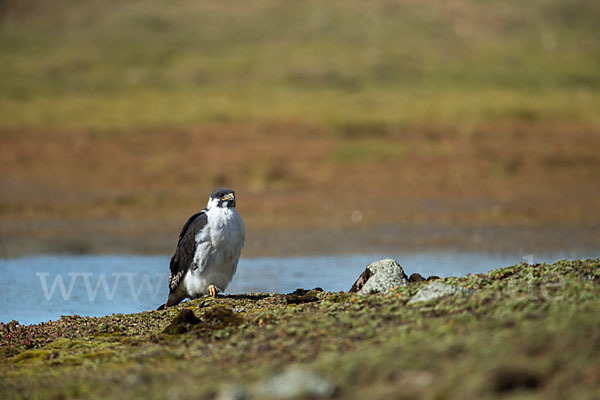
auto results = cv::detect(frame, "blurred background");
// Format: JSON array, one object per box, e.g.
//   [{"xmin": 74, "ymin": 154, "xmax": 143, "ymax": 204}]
[{"xmin": 1, "ymin": 0, "xmax": 599, "ymax": 257}]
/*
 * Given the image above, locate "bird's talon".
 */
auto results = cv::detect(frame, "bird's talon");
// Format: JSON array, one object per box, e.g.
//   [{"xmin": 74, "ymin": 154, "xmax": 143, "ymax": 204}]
[{"xmin": 208, "ymin": 284, "xmax": 220, "ymax": 297}]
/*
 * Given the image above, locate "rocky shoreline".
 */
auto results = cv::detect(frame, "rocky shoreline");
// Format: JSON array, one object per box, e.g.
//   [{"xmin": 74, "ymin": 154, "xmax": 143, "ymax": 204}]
[{"xmin": 1, "ymin": 258, "xmax": 599, "ymax": 399}]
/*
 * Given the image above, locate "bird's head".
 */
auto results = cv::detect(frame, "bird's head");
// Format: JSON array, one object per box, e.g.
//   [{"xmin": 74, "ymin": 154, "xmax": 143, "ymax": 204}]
[{"xmin": 207, "ymin": 188, "xmax": 236, "ymax": 209}]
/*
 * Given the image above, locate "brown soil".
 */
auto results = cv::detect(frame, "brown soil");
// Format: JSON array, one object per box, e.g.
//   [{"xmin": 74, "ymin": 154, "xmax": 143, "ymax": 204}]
[{"xmin": 1, "ymin": 121, "xmax": 599, "ymax": 256}]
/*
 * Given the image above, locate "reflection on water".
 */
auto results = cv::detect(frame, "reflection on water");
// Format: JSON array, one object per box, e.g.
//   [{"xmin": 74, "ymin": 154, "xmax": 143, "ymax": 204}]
[{"xmin": 0, "ymin": 251, "xmax": 596, "ymax": 325}]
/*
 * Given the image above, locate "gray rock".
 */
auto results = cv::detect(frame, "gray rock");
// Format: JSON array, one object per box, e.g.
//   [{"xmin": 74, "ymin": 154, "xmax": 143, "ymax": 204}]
[
  {"xmin": 253, "ymin": 365, "xmax": 336, "ymax": 399},
  {"xmin": 216, "ymin": 385, "xmax": 248, "ymax": 400},
  {"xmin": 350, "ymin": 259, "xmax": 409, "ymax": 295},
  {"xmin": 407, "ymin": 281, "xmax": 471, "ymax": 305}
]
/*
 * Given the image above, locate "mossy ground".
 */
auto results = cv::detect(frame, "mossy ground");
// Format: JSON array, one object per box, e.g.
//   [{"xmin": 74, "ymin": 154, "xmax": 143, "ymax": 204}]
[{"xmin": 1, "ymin": 258, "xmax": 599, "ymax": 399}]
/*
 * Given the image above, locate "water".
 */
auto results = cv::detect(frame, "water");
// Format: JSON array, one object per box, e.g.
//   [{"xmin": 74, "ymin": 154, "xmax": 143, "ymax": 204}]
[{"xmin": 0, "ymin": 251, "xmax": 596, "ymax": 325}]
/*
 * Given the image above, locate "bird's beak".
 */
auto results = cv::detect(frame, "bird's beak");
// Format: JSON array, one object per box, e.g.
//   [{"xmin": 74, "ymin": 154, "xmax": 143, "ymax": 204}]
[{"xmin": 221, "ymin": 193, "xmax": 234, "ymax": 201}]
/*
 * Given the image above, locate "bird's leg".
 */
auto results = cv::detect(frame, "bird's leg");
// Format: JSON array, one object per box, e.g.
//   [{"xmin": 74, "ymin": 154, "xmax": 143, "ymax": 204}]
[{"xmin": 207, "ymin": 284, "xmax": 220, "ymax": 297}]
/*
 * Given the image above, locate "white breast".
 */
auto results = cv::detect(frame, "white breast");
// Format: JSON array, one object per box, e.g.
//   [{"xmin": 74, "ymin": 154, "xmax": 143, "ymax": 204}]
[{"xmin": 183, "ymin": 207, "xmax": 245, "ymax": 297}]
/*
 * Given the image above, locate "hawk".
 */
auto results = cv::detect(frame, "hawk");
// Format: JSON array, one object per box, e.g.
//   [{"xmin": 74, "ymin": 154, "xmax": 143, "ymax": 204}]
[{"xmin": 160, "ymin": 188, "xmax": 245, "ymax": 308}]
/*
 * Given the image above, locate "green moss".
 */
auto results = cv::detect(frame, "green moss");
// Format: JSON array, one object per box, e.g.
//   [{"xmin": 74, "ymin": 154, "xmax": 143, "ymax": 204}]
[
  {"xmin": 81, "ymin": 350, "xmax": 116, "ymax": 361},
  {"xmin": 11, "ymin": 349, "xmax": 52, "ymax": 363}
]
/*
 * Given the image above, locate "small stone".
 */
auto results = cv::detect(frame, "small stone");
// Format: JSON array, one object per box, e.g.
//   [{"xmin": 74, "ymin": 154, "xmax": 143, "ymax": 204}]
[
  {"xmin": 253, "ymin": 365, "xmax": 336, "ymax": 399},
  {"xmin": 287, "ymin": 287, "xmax": 323, "ymax": 296},
  {"xmin": 216, "ymin": 384, "xmax": 248, "ymax": 400},
  {"xmin": 161, "ymin": 309, "xmax": 200, "ymax": 334},
  {"xmin": 285, "ymin": 294, "xmax": 319, "ymax": 305},
  {"xmin": 350, "ymin": 259, "xmax": 409, "ymax": 295},
  {"xmin": 492, "ymin": 368, "xmax": 540, "ymax": 392},
  {"xmin": 285, "ymin": 288, "xmax": 322, "ymax": 304},
  {"xmin": 409, "ymin": 273, "xmax": 426, "ymax": 283},
  {"xmin": 407, "ymin": 281, "xmax": 471, "ymax": 305},
  {"xmin": 203, "ymin": 306, "xmax": 242, "ymax": 327},
  {"xmin": 198, "ymin": 300, "xmax": 209, "ymax": 310}
]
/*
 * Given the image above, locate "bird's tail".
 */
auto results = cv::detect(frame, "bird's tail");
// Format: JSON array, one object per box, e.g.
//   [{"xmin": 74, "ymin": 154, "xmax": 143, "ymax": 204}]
[{"xmin": 157, "ymin": 293, "xmax": 185, "ymax": 310}]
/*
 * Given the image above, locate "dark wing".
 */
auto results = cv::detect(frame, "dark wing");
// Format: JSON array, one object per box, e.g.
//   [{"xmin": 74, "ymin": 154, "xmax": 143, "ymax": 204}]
[{"xmin": 168, "ymin": 211, "xmax": 208, "ymax": 293}]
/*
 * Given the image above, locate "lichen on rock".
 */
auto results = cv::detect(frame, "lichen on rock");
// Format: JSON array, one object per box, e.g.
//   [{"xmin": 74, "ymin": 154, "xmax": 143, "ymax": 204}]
[
  {"xmin": 350, "ymin": 258, "xmax": 409, "ymax": 294},
  {"xmin": 253, "ymin": 365, "xmax": 336, "ymax": 399},
  {"xmin": 407, "ymin": 281, "xmax": 472, "ymax": 305}
]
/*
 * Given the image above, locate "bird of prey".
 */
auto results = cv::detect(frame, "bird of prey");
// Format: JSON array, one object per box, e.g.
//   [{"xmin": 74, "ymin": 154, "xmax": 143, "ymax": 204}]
[{"xmin": 160, "ymin": 188, "xmax": 245, "ymax": 308}]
